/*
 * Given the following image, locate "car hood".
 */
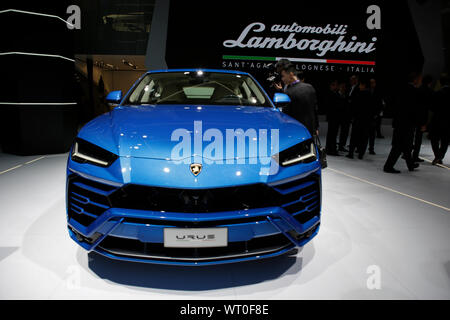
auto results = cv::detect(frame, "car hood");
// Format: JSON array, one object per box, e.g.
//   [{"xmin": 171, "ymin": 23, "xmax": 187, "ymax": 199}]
[{"xmin": 78, "ymin": 104, "xmax": 311, "ymax": 160}]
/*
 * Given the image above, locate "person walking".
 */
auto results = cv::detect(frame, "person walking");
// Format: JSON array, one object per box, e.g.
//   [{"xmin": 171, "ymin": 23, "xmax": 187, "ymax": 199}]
[{"xmin": 383, "ymin": 72, "xmax": 422, "ymax": 173}]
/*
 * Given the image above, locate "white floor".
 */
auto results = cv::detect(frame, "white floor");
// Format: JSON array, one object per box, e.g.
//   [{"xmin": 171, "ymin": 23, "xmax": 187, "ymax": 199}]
[{"xmin": 0, "ymin": 125, "xmax": 449, "ymax": 299}]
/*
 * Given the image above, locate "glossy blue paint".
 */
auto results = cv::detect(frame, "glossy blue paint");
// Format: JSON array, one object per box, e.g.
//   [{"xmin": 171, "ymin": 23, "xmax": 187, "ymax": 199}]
[
  {"xmin": 77, "ymin": 104, "xmax": 311, "ymax": 161},
  {"xmin": 106, "ymin": 90, "xmax": 122, "ymax": 103},
  {"xmin": 273, "ymin": 93, "xmax": 291, "ymax": 105},
  {"xmin": 66, "ymin": 69, "xmax": 322, "ymax": 266}
]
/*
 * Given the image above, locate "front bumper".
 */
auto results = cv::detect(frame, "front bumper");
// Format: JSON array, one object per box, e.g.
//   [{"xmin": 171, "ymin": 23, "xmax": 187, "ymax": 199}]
[{"xmin": 66, "ymin": 161, "xmax": 322, "ymax": 266}]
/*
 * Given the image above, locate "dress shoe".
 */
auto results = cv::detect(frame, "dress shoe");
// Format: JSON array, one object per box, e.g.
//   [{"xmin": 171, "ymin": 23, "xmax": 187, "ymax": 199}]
[
  {"xmin": 358, "ymin": 154, "xmax": 364, "ymax": 160},
  {"xmin": 413, "ymin": 157, "xmax": 424, "ymax": 162},
  {"xmin": 408, "ymin": 163, "xmax": 419, "ymax": 171},
  {"xmin": 345, "ymin": 153, "xmax": 354, "ymax": 159},
  {"xmin": 339, "ymin": 147, "xmax": 349, "ymax": 152},
  {"xmin": 383, "ymin": 167, "xmax": 400, "ymax": 173},
  {"xmin": 432, "ymin": 158, "xmax": 443, "ymax": 165},
  {"xmin": 369, "ymin": 150, "xmax": 376, "ymax": 155}
]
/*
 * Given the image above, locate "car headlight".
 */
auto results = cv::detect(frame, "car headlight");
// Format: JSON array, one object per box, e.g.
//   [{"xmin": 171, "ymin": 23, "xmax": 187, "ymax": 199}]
[
  {"xmin": 274, "ymin": 139, "xmax": 317, "ymax": 166},
  {"xmin": 71, "ymin": 138, "xmax": 118, "ymax": 167}
]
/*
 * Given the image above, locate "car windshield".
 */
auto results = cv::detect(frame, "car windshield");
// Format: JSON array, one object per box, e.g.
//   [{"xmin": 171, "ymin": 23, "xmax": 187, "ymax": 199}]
[{"xmin": 125, "ymin": 71, "xmax": 273, "ymax": 107}]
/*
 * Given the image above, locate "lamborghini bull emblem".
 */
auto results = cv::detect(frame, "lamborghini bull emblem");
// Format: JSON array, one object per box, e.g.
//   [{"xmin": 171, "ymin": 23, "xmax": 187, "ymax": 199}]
[{"xmin": 190, "ymin": 163, "xmax": 202, "ymax": 176}]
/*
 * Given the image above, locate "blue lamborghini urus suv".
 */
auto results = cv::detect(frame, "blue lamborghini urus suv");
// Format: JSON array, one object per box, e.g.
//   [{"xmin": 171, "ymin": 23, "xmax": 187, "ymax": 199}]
[{"xmin": 66, "ymin": 69, "xmax": 322, "ymax": 266}]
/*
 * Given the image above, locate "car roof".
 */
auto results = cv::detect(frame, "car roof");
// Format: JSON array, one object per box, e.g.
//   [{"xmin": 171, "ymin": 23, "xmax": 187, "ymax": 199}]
[{"xmin": 145, "ymin": 69, "xmax": 249, "ymax": 75}]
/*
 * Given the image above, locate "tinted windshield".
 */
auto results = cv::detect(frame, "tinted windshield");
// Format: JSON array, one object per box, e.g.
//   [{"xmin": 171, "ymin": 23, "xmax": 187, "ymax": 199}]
[{"xmin": 126, "ymin": 71, "xmax": 273, "ymax": 107}]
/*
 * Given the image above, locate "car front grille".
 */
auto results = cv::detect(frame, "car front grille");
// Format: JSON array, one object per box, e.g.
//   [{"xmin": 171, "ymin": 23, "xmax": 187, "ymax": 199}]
[
  {"xmin": 67, "ymin": 173, "xmax": 320, "ymax": 226},
  {"xmin": 97, "ymin": 223, "xmax": 320, "ymax": 262},
  {"xmin": 110, "ymin": 183, "xmax": 277, "ymax": 213},
  {"xmin": 97, "ymin": 232, "xmax": 293, "ymax": 262},
  {"xmin": 68, "ymin": 172, "xmax": 321, "ymax": 262},
  {"xmin": 109, "ymin": 174, "xmax": 320, "ymax": 213}
]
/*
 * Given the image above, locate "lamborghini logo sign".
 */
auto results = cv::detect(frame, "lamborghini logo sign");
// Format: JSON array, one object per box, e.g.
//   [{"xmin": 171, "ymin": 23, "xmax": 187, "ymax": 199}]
[{"xmin": 190, "ymin": 163, "xmax": 202, "ymax": 176}]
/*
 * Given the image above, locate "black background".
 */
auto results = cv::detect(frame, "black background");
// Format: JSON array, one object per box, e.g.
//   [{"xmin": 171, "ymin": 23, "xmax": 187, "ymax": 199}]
[{"xmin": 166, "ymin": 0, "xmax": 424, "ymax": 113}]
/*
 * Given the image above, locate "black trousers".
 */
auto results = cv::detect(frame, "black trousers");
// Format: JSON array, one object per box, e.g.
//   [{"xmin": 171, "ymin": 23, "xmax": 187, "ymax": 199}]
[
  {"xmin": 369, "ymin": 119, "xmax": 377, "ymax": 152},
  {"xmin": 430, "ymin": 131, "xmax": 449, "ymax": 160},
  {"xmin": 338, "ymin": 118, "xmax": 351, "ymax": 149},
  {"xmin": 412, "ymin": 126, "xmax": 423, "ymax": 159},
  {"xmin": 384, "ymin": 127, "xmax": 415, "ymax": 169},
  {"xmin": 375, "ymin": 115, "xmax": 383, "ymax": 137},
  {"xmin": 348, "ymin": 120, "xmax": 370, "ymax": 157},
  {"xmin": 326, "ymin": 117, "xmax": 340, "ymax": 152}
]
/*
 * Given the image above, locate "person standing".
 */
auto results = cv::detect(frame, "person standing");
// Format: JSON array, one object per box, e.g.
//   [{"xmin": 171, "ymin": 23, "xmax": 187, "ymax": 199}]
[
  {"xmin": 383, "ymin": 72, "xmax": 422, "ymax": 173},
  {"xmin": 337, "ymin": 81, "xmax": 350, "ymax": 152},
  {"xmin": 411, "ymin": 75, "xmax": 433, "ymax": 162},
  {"xmin": 348, "ymin": 74, "xmax": 360, "ymax": 101},
  {"xmin": 325, "ymin": 79, "xmax": 341, "ymax": 155},
  {"xmin": 280, "ymin": 64, "xmax": 319, "ymax": 137},
  {"xmin": 368, "ymin": 78, "xmax": 383, "ymax": 155},
  {"xmin": 273, "ymin": 58, "xmax": 292, "ymax": 93},
  {"xmin": 339, "ymin": 75, "xmax": 359, "ymax": 152},
  {"xmin": 346, "ymin": 78, "xmax": 374, "ymax": 159},
  {"xmin": 376, "ymin": 101, "xmax": 386, "ymax": 138},
  {"xmin": 428, "ymin": 74, "xmax": 450, "ymax": 165}
]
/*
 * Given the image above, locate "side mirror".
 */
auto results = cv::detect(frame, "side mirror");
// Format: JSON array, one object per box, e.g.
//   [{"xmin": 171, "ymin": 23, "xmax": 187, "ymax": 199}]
[
  {"xmin": 273, "ymin": 93, "xmax": 291, "ymax": 106},
  {"xmin": 106, "ymin": 90, "xmax": 122, "ymax": 107}
]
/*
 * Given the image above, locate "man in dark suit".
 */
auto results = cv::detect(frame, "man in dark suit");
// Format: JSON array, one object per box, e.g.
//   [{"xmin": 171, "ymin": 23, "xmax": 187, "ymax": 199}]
[
  {"xmin": 346, "ymin": 78, "xmax": 376, "ymax": 159},
  {"xmin": 324, "ymin": 79, "xmax": 341, "ymax": 155},
  {"xmin": 338, "ymin": 75, "xmax": 359, "ymax": 152},
  {"xmin": 368, "ymin": 78, "xmax": 384, "ymax": 155},
  {"xmin": 383, "ymin": 72, "xmax": 422, "ymax": 173},
  {"xmin": 280, "ymin": 65, "xmax": 319, "ymax": 137},
  {"xmin": 337, "ymin": 81, "xmax": 351, "ymax": 152}
]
